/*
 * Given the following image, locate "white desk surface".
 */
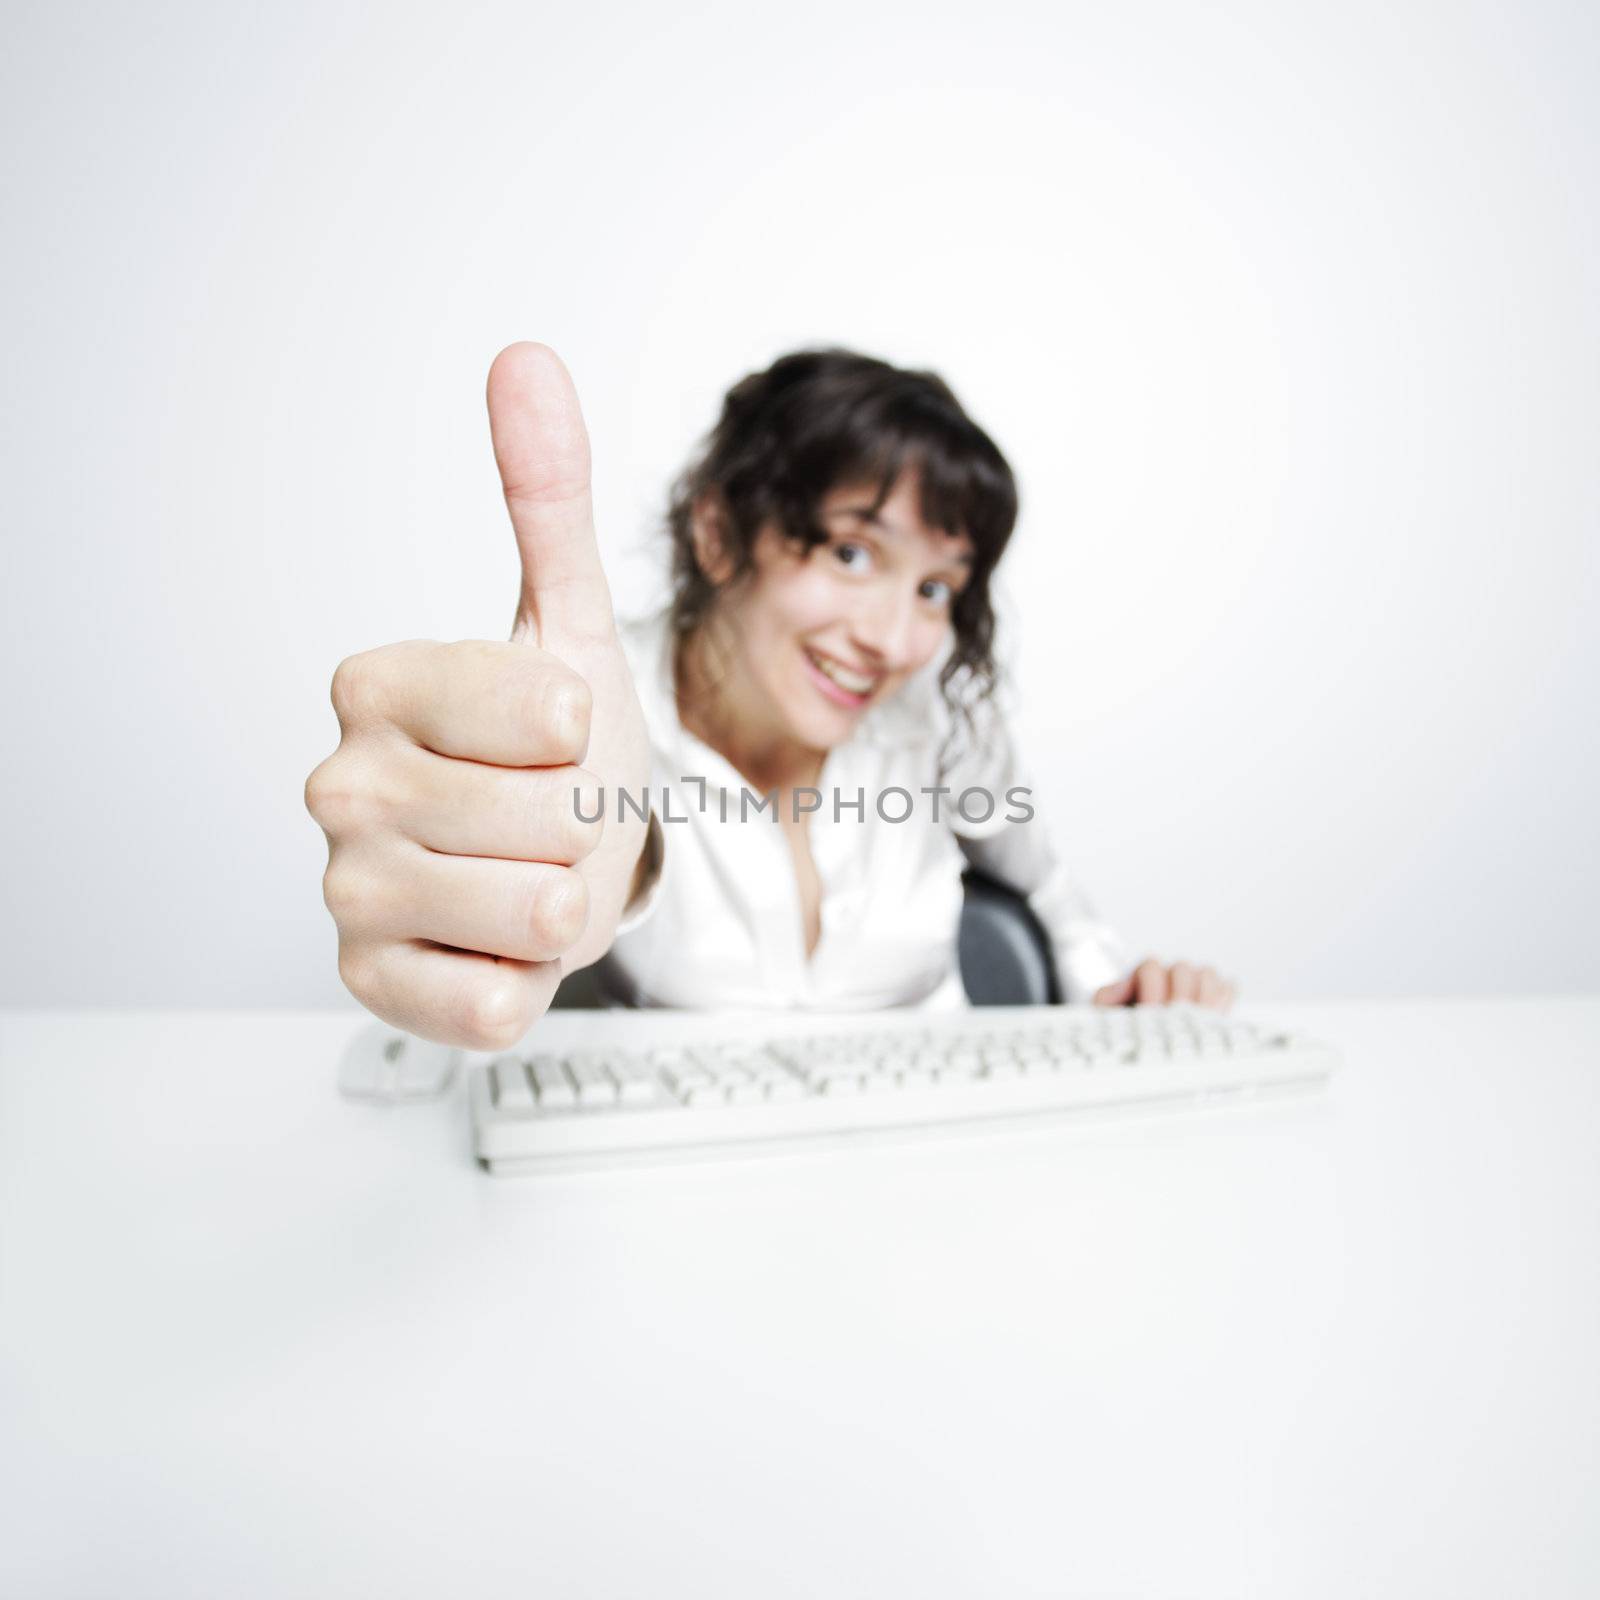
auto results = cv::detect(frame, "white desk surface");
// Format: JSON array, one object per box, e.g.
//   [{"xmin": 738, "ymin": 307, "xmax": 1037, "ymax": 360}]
[{"xmin": 2, "ymin": 998, "xmax": 1597, "ymax": 1598}]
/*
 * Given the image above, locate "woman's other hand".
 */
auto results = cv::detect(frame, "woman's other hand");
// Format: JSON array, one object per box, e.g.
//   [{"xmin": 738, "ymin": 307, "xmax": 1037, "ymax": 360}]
[{"xmin": 1093, "ymin": 959, "xmax": 1237, "ymax": 1011}]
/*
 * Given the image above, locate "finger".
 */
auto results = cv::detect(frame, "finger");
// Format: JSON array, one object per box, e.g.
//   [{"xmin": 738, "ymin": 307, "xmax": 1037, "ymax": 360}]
[
  {"xmin": 388, "ymin": 745, "xmax": 605, "ymax": 866},
  {"xmin": 340, "ymin": 938, "xmax": 561, "ymax": 1052},
  {"xmin": 335, "ymin": 641, "xmax": 591, "ymax": 767},
  {"xmin": 405, "ymin": 850, "xmax": 591, "ymax": 964},
  {"xmin": 1093, "ymin": 973, "xmax": 1134, "ymax": 1006},
  {"xmin": 332, "ymin": 841, "xmax": 592, "ymax": 965},
  {"xmin": 1133, "ymin": 958, "xmax": 1169, "ymax": 1005},
  {"xmin": 1197, "ymin": 967, "xmax": 1225, "ymax": 1009},
  {"xmin": 487, "ymin": 342, "xmax": 616, "ymax": 645},
  {"xmin": 1220, "ymin": 980, "xmax": 1238, "ymax": 1012},
  {"xmin": 1169, "ymin": 961, "xmax": 1200, "ymax": 1004}
]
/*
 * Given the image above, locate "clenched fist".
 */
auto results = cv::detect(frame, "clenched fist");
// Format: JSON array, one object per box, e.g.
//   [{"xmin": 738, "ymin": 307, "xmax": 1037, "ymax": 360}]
[{"xmin": 304, "ymin": 344, "xmax": 652, "ymax": 1050}]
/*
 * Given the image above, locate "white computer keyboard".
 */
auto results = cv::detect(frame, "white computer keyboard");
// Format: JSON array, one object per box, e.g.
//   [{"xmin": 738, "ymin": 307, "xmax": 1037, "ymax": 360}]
[{"xmin": 468, "ymin": 1005, "xmax": 1338, "ymax": 1174}]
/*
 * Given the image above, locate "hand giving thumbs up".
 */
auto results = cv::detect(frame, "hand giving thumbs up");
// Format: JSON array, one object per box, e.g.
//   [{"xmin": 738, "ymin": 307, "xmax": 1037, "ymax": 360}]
[{"xmin": 305, "ymin": 344, "xmax": 652, "ymax": 1049}]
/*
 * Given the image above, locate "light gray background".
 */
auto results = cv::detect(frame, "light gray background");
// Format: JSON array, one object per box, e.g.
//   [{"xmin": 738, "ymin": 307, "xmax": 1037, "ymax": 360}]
[{"xmin": 3, "ymin": 0, "xmax": 1594, "ymax": 1007}]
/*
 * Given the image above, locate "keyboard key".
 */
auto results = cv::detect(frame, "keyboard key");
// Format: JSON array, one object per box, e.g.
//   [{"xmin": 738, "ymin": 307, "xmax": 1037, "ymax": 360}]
[
  {"xmin": 664, "ymin": 1064, "xmax": 714, "ymax": 1096},
  {"xmin": 491, "ymin": 1056, "xmax": 536, "ymax": 1113},
  {"xmin": 813, "ymin": 1062, "xmax": 865, "ymax": 1085},
  {"xmin": 566, "ymin": 1055, "xmax": 618, "ymax": 1108},
  {"xmin": 609, "ymin": 1058, "xmax": 670, "ymax": 1107},
  {"xmin": 530, "ymin": 1057, "xmax": 577, "ymax": 1109}
]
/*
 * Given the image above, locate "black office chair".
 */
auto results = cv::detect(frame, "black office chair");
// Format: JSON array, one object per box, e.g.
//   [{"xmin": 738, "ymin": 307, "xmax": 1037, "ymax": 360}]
[
  {"xmin": 955, "ymin": 868, "xmax": 1059, "ymax": 1006},
  {"xmin": 550, "ymin": 869, "xmax": 1056, "ymax": 1009}
]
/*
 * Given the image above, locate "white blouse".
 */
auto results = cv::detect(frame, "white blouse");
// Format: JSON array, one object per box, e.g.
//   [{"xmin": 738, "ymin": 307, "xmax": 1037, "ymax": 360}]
[{"xmin": 593, "ymin": 608, "xmax": 1131, "ymax": 1012}]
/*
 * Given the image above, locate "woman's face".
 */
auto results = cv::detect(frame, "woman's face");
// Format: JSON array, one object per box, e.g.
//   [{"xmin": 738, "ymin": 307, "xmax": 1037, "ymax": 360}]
[{"xmin": 705, "ymin": 470, "xmax": 976, "ymax": 758}]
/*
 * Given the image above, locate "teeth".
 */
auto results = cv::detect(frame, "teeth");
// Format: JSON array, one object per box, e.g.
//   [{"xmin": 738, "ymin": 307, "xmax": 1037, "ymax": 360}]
[{"xmin": 807, "ymin": 650, "xmax": 876, "ymax": 696}]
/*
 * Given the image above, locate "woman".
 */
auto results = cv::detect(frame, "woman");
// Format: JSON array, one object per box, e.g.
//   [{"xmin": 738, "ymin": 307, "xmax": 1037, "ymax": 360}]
[{"xmin": 306, "ymin": 343, "xmax": 1235, "ymax": 1050}]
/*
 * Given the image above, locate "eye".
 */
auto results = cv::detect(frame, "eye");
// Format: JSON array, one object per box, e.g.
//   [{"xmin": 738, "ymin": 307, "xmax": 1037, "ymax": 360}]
[
  {"xmin": 832, "ymin": 540, "xmax": 873, "ymax": 572},
  {"xmin": 919, "ymin": 578, "xmax": 955, "ymax": 605}
]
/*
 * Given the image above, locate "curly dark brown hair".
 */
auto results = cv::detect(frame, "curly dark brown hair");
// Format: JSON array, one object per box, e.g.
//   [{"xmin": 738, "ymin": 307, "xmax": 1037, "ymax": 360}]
[{"xmin": 664, "ymin": 347, "xmax": 1019, "ymax": 748}]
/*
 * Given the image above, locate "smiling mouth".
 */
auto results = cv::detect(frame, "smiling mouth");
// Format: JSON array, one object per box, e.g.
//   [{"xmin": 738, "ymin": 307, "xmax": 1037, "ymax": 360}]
[{"xmin": 803, "ymin": 647, "xmax": 881, "ymax": 702}]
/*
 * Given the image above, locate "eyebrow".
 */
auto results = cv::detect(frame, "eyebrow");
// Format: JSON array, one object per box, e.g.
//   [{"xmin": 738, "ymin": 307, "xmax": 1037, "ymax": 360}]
[{"xmin": 838, "ymin": 506, "xmax": 974, "ymax": 565}]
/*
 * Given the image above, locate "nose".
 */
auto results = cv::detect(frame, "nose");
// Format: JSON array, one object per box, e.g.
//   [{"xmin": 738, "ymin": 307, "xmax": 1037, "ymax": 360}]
[{"xmin": 849, "ymin": 582, "xmax": 919, "ymax": 671}]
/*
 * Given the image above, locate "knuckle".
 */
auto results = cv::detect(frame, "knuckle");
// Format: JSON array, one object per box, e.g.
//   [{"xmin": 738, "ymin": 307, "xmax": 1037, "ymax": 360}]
[
  {"xmin": 531, "ymin": 868, "xmax": 589, "ymax": 952},
  {"xmin": 305, "ymin": 757, "xmax": 387, "ymax": 837},
  {"xmin": 508, "ymin": 768, "xmax": 604, "ymax": 864},
  {"xmin": 304, "ymin": 760, "xmax": 338, "ymax": 826},
  {"xmin": 458, "ymin": 981, "xmax": 531, "ymax": 1053},
  {"xmin": 493, "ymin": 652, "xmax": 593, "ymax": 759},
  {"xmin": 322, "ymin": 860, "xmax": 379, "ymax": 929},
  {"xmin": 331, "ymin": 640, "xmax": 427, "ymax": 725},
  {"xmin": 304, "ymin": 758, "xmax": 365, "ymax": 834},
  {"xmin": 330, "ymin": 651, "xmax": 383, "ymax": 724},
  {"xmin": 536, "ymin": 666, "xmax": 592, "ymax": 755},
  {"xmin": 560, "ymin": 770, "xmax": 606, "ymax": 857},
  {"xmin": 552, "ymin": 608, "xmax": 621, "ymax": 653},
  {"xmin": 321, "ymin": 864, "xmax": 356, "ymax": 922}
]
